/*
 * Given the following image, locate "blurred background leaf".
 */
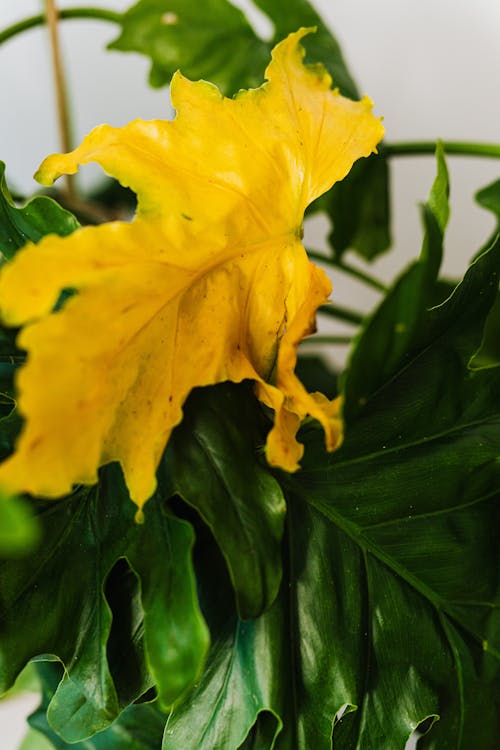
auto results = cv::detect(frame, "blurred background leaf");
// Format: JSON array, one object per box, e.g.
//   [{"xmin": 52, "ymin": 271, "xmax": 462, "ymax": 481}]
[
  {"xmin": 317, "ymin": 151, "xmax": 391, "ymax": 262},
  {"xmin": 109, "ymin": 0, "xmax": 358, "ymax": 98},
  {"xmin": 472, "ymin": 178, "xmax": 500, "ymax": 368},
  {"xmin": 342, "ymin": 143, "xmax": 448, "ymax": 421},
  {"xmin": 0, "ymin": 491, "xmax": 40, "ymax": 557}
]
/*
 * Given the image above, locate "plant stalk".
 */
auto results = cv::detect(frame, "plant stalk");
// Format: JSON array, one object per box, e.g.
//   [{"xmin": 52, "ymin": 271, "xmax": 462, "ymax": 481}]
[
  {"xmin": 307, "ymin": 249, "xmax": 387, "ymax": 292},
  {"xmin": 45, "ymin": 0, "xmax": 75, "ymax": 201},
  {"xmin": 382, "ymin": 141, "xmax": 500, "ymax": 159},
  {"xmin": 0, "ymin": 8, "xmax": 121, "ymax": 46},
  {"xmin": 301, "ymin": 334, "xmax": 353, "ymax": 346},
  {"xmin": 319, "ymin": 303, "xmax": 364, "ymax": 326}
]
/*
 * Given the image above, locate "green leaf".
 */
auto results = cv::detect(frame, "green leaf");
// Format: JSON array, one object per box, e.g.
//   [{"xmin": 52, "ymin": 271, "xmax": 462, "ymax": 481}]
[
  {"xmin": 109, "ymin": 0, "xmax": 358, "ymax": 98},
  {"xmin": 476, "ymin": 178, "xmax": 500, "ymax": 222},
  {"xmin": 162, "ymin": 520, "xmax": 283, "ymax": 750},
  {"xmin": 19, "ymin": 728, "xmax": 54, "ymax": 750},
  {"xmin": 109, "ymin": 0, "xmax": 269, "ymax": 94},
  {"xmin": 28, "ymin": 662, "xmax": 165, "ymax": 749},
  {"xmin": 324, "ymin": 151, "xmax": 391, "ymax": 261},
  {"xmin": 295, "ymin": 238, "xmax": 500, "ymax": 747},
  {"xmin": 164, "ymin": 383, "xmax": 286, "ymax": 619},
  {"xmin": 0, "ymin": 661, "xmax": 40, "ymax": 702},
  {"xmin": 0, "ymin": 162, "xmax": 78, "ymax": 260},
  {"xmin": 342, "ymin": 142, "xmax": 449, "ymax": 421},
  {"xmin": 472, "ymin": 179, "xmax": 500, "ymax": 368},
  {"xmin": 165, "ymin": 497, "xmax": 441, "ymax": 750},
  {"xmin": 0, "ymin": 466, "xmax": 208, "ymax": 742},
  {"xmin": 0, "ymin": 491, "xmax": 40, "ymax": 556},
  {"xmin": 472, "ymin": 290, "xmax": 500, "ymax": 368},
  {"xmin": 295, "ymin": 354, "xmax": 338, "ymax": 399},
  {"xmin": 164, "ymin": 212, "xmax": 500, "ymax": 749},
  {"xmin": 165, "ymin": 609, "xmax": 284, "ymax": 749}
]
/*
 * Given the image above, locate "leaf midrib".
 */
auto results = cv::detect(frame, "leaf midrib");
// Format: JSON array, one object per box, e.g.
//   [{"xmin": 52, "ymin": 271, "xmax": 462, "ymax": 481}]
[
  {"xmin": 304, "ymin": 490, "xmax": 497, "ymax": 660},
  {"xmin": 311, "ymin": 413, "xmax": 500, "ymax": 474}
]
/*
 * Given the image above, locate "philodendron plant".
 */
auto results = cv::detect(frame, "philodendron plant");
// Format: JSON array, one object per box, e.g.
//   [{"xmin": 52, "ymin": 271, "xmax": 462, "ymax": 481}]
[{"xmin": 0, "ymin": 2, "xmax": 499, "ymax": 749}]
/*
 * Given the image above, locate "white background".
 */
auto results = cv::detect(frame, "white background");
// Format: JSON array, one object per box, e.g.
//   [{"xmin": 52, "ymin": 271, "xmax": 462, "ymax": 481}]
[{"xmin": 1, "ymin": 0, "xmax": 500, "ymax": 747}]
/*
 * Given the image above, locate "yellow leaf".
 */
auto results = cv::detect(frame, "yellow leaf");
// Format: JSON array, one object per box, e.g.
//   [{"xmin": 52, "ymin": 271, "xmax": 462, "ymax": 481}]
[{"xmin": 0, "ymin": 29, "xmax": 384, "ymax": 512}]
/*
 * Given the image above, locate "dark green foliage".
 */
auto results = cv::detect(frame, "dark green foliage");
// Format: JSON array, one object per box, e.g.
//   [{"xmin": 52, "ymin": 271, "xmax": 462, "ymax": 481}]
[
  {"xmin": 341, "ymin": 142, "xmax": 448, "ymax": 420},
  {"xmin": 29, "ymin": 662, "xmax": 165, "ymax": 749},
  {"xmin": 0, "ymin": 491, "xmax": 39, "ymax": 556},
  {"xmin": 0, "ymin": 467, "xmax": 208, "ymax": 742},
  {"xmin": 162, "ymin": 148, "xmax": 500, "ymax": 748},
  {"xmin": 0, "ymin": 0, "xmax": 499, "ymax": 745},
  {"xmin": 326, "ymin": 152, "xmax": 391, "ymax": 261},
  {"xmin": 0, "ymin": 162, "xmax": 78, "ymax": 261},
  {"xmin": 25, "ymin": 155, "xmax": 500, "ymax": 747},
  {"xmin": 476, "ymin": 178, "xmax": 500, "ymax": 223},
  {"xmin": 164, "ymin": 383, "xmax": 286, "ymax": 619},
  {"xmin": 472, "ymin": 178, "xmax": 500, "ymax": 368}
]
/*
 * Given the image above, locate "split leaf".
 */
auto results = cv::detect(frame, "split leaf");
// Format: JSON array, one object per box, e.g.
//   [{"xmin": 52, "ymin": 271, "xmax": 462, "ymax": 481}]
[
  {"xmin": 0, "ymin": 465, "xmax": 208, "ymax": 741},
  {"xmin": 165, "ymin": 382, "xmax": 286, "ymax": 619},
  {"xmin": 28, "ymin": 662, "xmax": 165, "ymax": 750},
  {"xmin": 165, "ymin": 215, "xmax": 500, "ymax": 750},
  {"xmin": 0, "ymin": 30, "xmax": 383, "ymax": 512}
]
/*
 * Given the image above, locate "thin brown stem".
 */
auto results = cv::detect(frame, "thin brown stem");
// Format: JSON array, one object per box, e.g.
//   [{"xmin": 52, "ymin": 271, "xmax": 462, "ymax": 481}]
[{"xmin": 45, "ymin": 0, "xmax": 75, "ymax": 201}]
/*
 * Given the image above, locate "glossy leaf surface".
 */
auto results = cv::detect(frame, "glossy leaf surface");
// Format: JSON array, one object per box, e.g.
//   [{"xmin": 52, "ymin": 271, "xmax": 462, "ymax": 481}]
[
  {"xmin": 28, "ymin": 662, "xmax": 165, "ymax": 750},
  {"xmin": 0, "ymin": 162, "xmax": 78, "ymax": 261},
  {"xmin": 297, "ymin": 223, "xmax": 500, "ymax": 749},
  {"xmin": 3, "ymin": 235, "xmax": 500, "ymax": 748},
  {"xmin": 1, "ymin": 3, "xmax": 498, "ymax": 745},
  {"xmin": 0, "ymin": 466, "xmax": 208, "ymax": 741},
  {"xmin": 165, "ymin": 383, "xmax": 286, "ymax": 619},
  {"xmin": 163, "ymin": 157, "xmax": 500, "ymax": 749}
]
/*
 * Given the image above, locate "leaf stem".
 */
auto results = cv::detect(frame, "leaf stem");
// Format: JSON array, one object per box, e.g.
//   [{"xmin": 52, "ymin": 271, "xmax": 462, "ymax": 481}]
[
  {"xmin": 45, "ymin": 0, "xmax": 75, "ymax": 201},
  {"xmin": 0, "ymin": 8, "xmax": 121, "ymax": 46},
  {"xmin": 307, "ymin": 249, "xmax": 387, "ymax": 292},
  {"xmin": 319, "ymin": 303, "xmax": 364, "ymax": 326},
  {"xmin": 382, "ymin": 141, "xmax": 500, "ymax": 159},
  {"xmin": 301, "ymin": 335, "xmax": 353, "ymax": 346}
]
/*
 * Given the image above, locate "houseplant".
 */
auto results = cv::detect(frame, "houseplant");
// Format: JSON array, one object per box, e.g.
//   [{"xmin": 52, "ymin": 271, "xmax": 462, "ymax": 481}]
[{"xmin": 1, "ymin": 1, "xmax": 499, "ymax": 748}]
